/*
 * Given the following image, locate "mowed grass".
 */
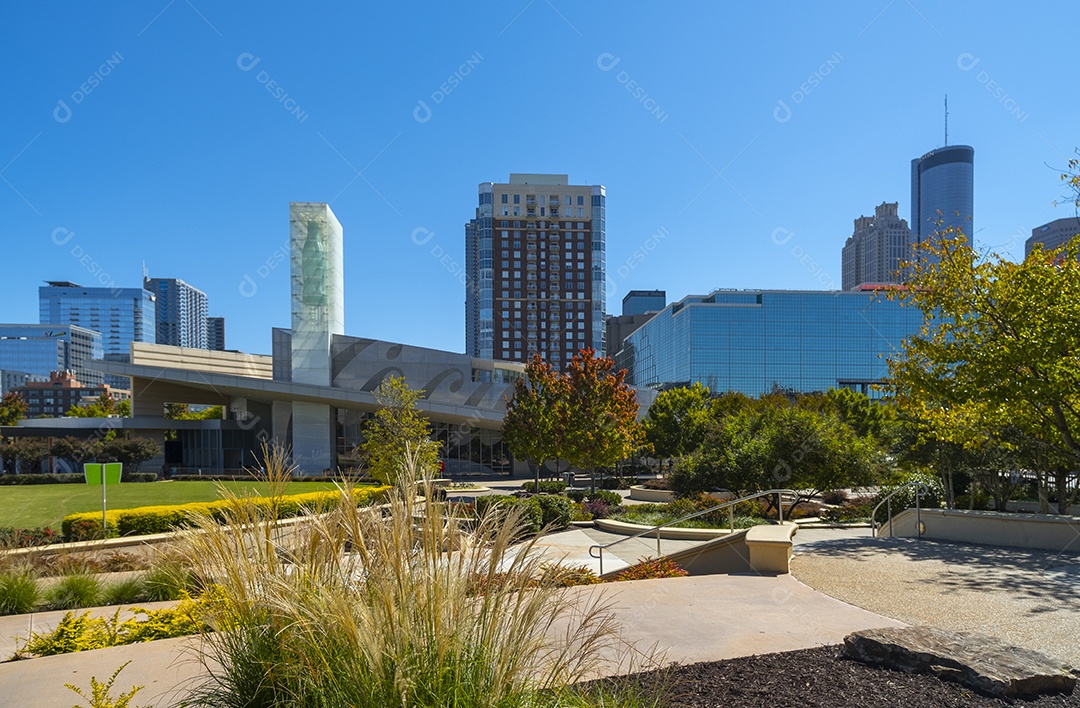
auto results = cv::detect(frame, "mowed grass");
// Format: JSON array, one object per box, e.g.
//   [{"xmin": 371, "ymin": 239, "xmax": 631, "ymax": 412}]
[{"xmin": 0, "ymin": 481, "xmax": 343, "ymax": 530}]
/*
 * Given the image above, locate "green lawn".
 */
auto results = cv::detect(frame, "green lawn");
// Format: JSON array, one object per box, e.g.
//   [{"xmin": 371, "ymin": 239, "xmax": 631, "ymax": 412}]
[{"xmin": 0, "ymin": 481, "xmax": 343, "ymax": 530}]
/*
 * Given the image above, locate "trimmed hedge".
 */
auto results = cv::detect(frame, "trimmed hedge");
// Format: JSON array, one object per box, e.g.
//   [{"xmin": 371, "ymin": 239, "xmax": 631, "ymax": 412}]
[
  {"xmin": 0, "ymin": 473, "xmax": 157, "ymax": 485},
  {"xmin": 474, "ymin": 495, "xmax": 544, "ymax": 536},
  {"xmin": 61, "ymin": 485, "xmax": 390, "ymax": 540},
  {"xmin": 520, "ymin": 480, "xmax": 567, "ymax": 494}
]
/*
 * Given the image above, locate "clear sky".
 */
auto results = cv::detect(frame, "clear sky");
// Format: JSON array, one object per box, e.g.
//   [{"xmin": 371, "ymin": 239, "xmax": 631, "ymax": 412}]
[{"xmin": 2, "ymin": 2, "xmax": 1075, "ymax": 356}]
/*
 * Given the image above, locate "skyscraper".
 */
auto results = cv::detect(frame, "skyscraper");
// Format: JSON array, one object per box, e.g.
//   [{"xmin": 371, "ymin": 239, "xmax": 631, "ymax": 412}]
[
  {"xmin": 39, "ymin": 281, "xmax": 155, "ymax": 389},
  {"xmin": 144, "ymin": 277, "xmax": 209, "ymax": 349},
  {"xmin": 910, "ymin": 145, "xmax": 974, "ymax": 242},
  {"xmin": 622, "ymin": 290, "xmax": 666, "ymax": 316},
  {"xmin": 207, "ymin": 317, "xmax": 226, "ymax": 351},
  {"xmin": 465, "ymin": 173, "xmax": 606, "ymax": 370},
  {"xmin": 0, "ymin": 324, "xmax": 103, "ymax": 387},
  {"xmin": 1025, "ymin": 216, "xmax": 1080, "ymax": 257},
  {"xmin": 841, "ymin": 202, "xmax": 913, "ymax": 290}
]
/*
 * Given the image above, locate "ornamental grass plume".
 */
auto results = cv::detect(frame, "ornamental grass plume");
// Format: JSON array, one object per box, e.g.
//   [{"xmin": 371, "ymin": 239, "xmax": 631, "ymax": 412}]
[{"xmin": 175, "ymin": 443, "xmax": 635, "ymax": 707}]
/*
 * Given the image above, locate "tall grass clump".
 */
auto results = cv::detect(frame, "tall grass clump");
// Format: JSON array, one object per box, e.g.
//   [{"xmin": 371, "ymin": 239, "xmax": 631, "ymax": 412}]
[
  {"xmin": 177, "ymin": 443, "xmax": 636, "ymax": 707},
  {"xmin": 45, "ymin": 573, "xmax": 103, "ymax": 610},
  {"xmin": 0, "ymin": 567, "xmax": 41, "ymax": 615}
]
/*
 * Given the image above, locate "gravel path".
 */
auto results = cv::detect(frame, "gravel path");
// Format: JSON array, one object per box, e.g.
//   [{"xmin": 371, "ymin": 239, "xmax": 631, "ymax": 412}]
[{"xmin": 790, "ymin": 536, "xmax": 1080, "ymax": 667}]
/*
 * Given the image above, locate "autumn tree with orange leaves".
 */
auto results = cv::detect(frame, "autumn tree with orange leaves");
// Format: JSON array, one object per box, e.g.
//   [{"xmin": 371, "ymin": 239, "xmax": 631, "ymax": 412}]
[{"xmin": 503, "ymin": 349, "xmax": 643, "ymax": 491}]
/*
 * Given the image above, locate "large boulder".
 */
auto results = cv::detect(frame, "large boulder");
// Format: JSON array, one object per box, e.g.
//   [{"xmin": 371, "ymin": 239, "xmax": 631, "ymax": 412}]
[{"xmin": 844, "ymin": 626, "xmax": 1077, "ymax": 699}]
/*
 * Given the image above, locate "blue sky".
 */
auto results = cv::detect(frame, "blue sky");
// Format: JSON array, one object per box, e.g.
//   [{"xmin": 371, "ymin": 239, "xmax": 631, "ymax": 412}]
[{"xmin": 1, "ymin": 2, "xmax": 1075, "ymax": 356}]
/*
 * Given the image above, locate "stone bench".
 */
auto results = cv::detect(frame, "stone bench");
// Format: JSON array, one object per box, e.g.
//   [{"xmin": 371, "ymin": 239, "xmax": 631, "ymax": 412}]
[{"xmin": 745, "ymin": 522, "xmax": 797, "ymax": 574}]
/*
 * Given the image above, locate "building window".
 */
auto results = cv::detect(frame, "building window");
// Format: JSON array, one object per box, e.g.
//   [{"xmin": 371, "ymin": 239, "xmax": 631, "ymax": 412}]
[
  {"xmin": 513, "ymin": 194, "xmax": 520, "ymax": 204},
  {"xmin": 577, "ymin": 196, "xmax": 584, "ymax": 205}
]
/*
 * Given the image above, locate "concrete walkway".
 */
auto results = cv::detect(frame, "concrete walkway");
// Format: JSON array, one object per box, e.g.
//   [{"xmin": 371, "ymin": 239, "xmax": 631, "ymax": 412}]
[
  {"xmin": 791, "ymin": 535, "xmax": 1080, "ymax": 667},
  {"xmin": 505, "ymin": 526, "xmax": 710, "ymax": 575},
  {"xmin": 0, "ymin": 572, "xmax": 901, "ymax": 706}
]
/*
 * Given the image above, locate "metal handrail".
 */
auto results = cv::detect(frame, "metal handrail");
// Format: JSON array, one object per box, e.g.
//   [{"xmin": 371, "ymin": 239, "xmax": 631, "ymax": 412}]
[
  {"xmin": 871, "ymin": 480, "xmax": 929, "ymax": 538},
  {"xmin": 588, "ymin": 488, "xmax": 796, "ymax": 575}
]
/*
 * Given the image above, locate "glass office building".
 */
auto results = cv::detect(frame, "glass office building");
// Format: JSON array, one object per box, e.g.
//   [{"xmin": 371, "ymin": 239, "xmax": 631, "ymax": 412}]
[
  {"xmin": 622, "ymin": 290, "xmax": 666, "ymax": 316},
  {"xmin": 144, "ymin": 277, "xmax": 209, "ymax": 349},
  {"xmin": 617, "ymin": 288, "xmax": 924, "ymax": 397},
  {"xmin": 39, "ymin": 281, "xmax": 155, "ymax": 389},
  {"xmin": 0, "ymin": 324, "xmax": 104, "ymax": 387},
  {"xmin": 911, "ymin": 145, "xmax": 974, "ymax": 241}
]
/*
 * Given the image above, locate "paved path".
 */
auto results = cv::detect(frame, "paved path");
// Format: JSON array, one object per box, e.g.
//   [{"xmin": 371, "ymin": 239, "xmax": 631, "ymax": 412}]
[
  {"xmin": 790, "ymin": 535, "xmax": 1080, "ymax": 666},
  {"xmin": 0, "ymin": 571, "xmax": 901, "ymax": 706},
  {"xmin": 505, "ymin": 526, "xmax": 711, "ymax": 575}
]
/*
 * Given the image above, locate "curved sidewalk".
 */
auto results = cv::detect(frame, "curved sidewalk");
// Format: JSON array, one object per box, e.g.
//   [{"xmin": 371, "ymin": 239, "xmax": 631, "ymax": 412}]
[{"xmin": 0, "ymin": 571, "xmax": 900, "ymax": 706}]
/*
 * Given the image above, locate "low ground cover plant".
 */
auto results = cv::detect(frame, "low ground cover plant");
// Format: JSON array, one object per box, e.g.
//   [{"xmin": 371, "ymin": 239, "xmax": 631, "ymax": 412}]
[
  {"xmin": 613, "ymin": 558, "xmax": 690, "ymax": 582},
  {"xmin": 19, "ymin": 597, "xmax": 207, "ymax": 657}
]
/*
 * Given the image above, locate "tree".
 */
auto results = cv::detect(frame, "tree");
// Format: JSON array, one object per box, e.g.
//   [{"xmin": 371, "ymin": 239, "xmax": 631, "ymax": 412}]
[
  {"xmin": 671, "ymin": 395, "xmax": 883, "ymax": 507},
  {"xmin": 10, "ymin": 437, "xmax": 50, "ymax": 474},
  {"xmin": 67, "ymin": 393, "xmax": 129, "ymax": 418},
  {"xmin": 502, "ymin": 355, "xmax": 570, "ymax": 490},
  {"xmin": 562, "ymin": 349, "xmax": 644, "ymax": 492},
  {"xmin": 0, "ymin": 392, "xmax": 28, "ymax": 426},
  {"xmin": 164, "ymin": 403, "xmax": 223, "ymax": 420},
  {"xmin": 51, "ymin": 436, "xmax": 103, "ymax": 468},
  {"xmin": 642, "ymin": 383, "xmax": 713, "ymax": 472},
  {"xmin": 885, "ymin": 230, "xmax": 1080, "ymax": 513},
  {"xmin": 99, "ymin": 437, "xmax": 161, "ymax": 476},
  {"xmin": 359, "ymin": 375, "xmax": 441, "ymax": 486}
]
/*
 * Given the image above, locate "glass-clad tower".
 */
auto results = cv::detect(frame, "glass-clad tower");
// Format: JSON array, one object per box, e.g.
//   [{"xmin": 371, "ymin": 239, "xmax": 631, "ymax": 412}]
[
  {"xmin": 910, "ymin": 145, "xmax": 974, "ymax": 242},
  {"xmin": 465, "ymin": 174, "xmax": 606, "ymax": 370},
  {"xmin": 39, "ymin": 281, "xmax": 155, "ymax": 389},
  {"xmin": 0, "ymin": 324, "xmax": 103, "ymax": 387},
  {"xmin": 144, "ymin": 277, "xmax": 209, "ymax": 349},
  {"xmin": 618, "ymin": 288, "xmax": 924, "ymax": 397},
  {"xmin": 289, "ymin": 202, "xmax": 344, "ymax": 473}
]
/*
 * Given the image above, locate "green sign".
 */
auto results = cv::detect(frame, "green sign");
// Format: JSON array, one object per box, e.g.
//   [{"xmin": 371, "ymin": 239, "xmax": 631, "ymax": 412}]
[{"xmin": 84, "ymin": 463, "xmax": 122, "ymax": 485}]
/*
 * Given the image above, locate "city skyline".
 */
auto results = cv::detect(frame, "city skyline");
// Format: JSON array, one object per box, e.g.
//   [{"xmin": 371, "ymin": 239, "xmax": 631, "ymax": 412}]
[{"xmin": 2, "ymin": 2, "xmax": 1076, "ymax": 357}]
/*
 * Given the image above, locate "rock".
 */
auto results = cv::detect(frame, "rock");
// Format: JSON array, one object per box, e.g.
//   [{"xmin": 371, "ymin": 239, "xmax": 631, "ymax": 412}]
[{"xmin": 843, "ymin": 626, "xmax": 1077, "ymax": 699}]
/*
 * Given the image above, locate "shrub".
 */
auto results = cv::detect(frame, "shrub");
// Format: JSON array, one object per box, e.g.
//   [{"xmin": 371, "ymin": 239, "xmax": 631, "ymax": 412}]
[
  {"xmin": 599, "ymin": 476, "xmax": 636, "ymax": 490},
  {"xmin": 21, "ymin": 599, "xmax": 207, "ymax": 657},
  {"xmin": 0, "ymin": 473, "xmax": 84, "ymax": 485},
  {"xmin": 475, "ymin": 495, "xmax": 543, "ymax": 536},
  {"xmin": 640, "ymin": 478, "xmax": 670, "ymax": 490},
  {"xmin": 0, "ymin": 526, "xmax": 60, "ymax": 549},
  {"xmin": 520, "ymin": 480, "xmax": 567, "ymax": 494},
  {"xmin": 614, "ymin": 558, "xmax": 689, "ymax": 582},
  {"xmin": 590, "ymin": 490, "xmax": 623, "ymax": 506},
  {"xmin": 818, "ymin": 503, "xmax": 873, "ymax": 524},
  {"xmin": 566, "ymin": 489, "xmax": 588, "ymax": 503},
  {"xmin": 533, "ymin": 494, "xmax": 572, "ymax": 529},
  {"xmin": 65, "ymin": 661, "xmax": 143, "ymax": 708},
  {"xmin": 0, "ymin": 568, "xmax": 41, "ymax": 615},
  {"xmin": 822, "ymin": 489, "xmax": 848, "ymax": 505},
  {"xmin": 45, "ymin": 573, "xmax": 103, "ymax": 610},
  {"xmin": 102, "ymin": 577, "xmax": 147, "ymax": 606},
  {"xmin": 62, "ymin": 486, "xmax": 390, "ymax": 540},
  {"xmin": 582, "ymin": 498, "xmax": 615, "ymax": 520}
]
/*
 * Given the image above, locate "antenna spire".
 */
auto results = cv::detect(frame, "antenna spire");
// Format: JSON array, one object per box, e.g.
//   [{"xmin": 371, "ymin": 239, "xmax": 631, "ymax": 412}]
[{"xmin": 944, "ymin": 94, "xmax": 948, "ymax": 146}]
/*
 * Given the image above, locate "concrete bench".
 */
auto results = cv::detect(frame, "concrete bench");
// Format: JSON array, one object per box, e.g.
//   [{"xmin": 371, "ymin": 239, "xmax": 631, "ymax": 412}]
[{"xmin": 745, "ymin": 522, "xmax": 798, "ymax": 574}]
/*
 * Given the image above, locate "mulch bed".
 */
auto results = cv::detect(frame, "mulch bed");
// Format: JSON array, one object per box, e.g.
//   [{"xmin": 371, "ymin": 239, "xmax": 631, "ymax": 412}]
[{"xmin": 606, "ymin": 645, "xmax": 1080, "ymax": 707}]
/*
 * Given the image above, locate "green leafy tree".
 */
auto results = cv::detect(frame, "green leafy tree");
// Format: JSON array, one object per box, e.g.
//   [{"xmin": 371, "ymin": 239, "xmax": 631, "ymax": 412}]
[
  {"xmin": 885, "ymin": 230, "xmax": 1080, "ymax": 512},
  {"xmin": 359, "ymin": 375, "xmax": 441, "ymax": 486},
  {"xmin": 51, "ymin": 436, "xmax": 103, "ymax": 468},
  {"xmin": 502, "ymin": 355, "xmax": 570, "ymax": 490},
  {"xmin": 672, "ymin": 396, "xmax": 882, "ymax": 507},
  {"xmin": 10, "ymin": 437, "xmax": 50, "ymax": 474},
  {"xmin": 562, "ymin": 349, "xmax": 644, "ymax": 492},
  {"xmin": 99, "ymin": 437, "xmax": 161, "ymax": 476},
  {"xmin": 67, "ymin": 393, "xmax": 129, "ymax": 418},
  {"xmin": 164, "ymin": 403, "xmax": 222, "ymax": 420},
  {"xmin": 642, "ymin": 383, "xmax": 713, "ymax": 472},
  {"xmin": 0, "ymin": 392, "xmax": 28, "ymax": 426}
]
